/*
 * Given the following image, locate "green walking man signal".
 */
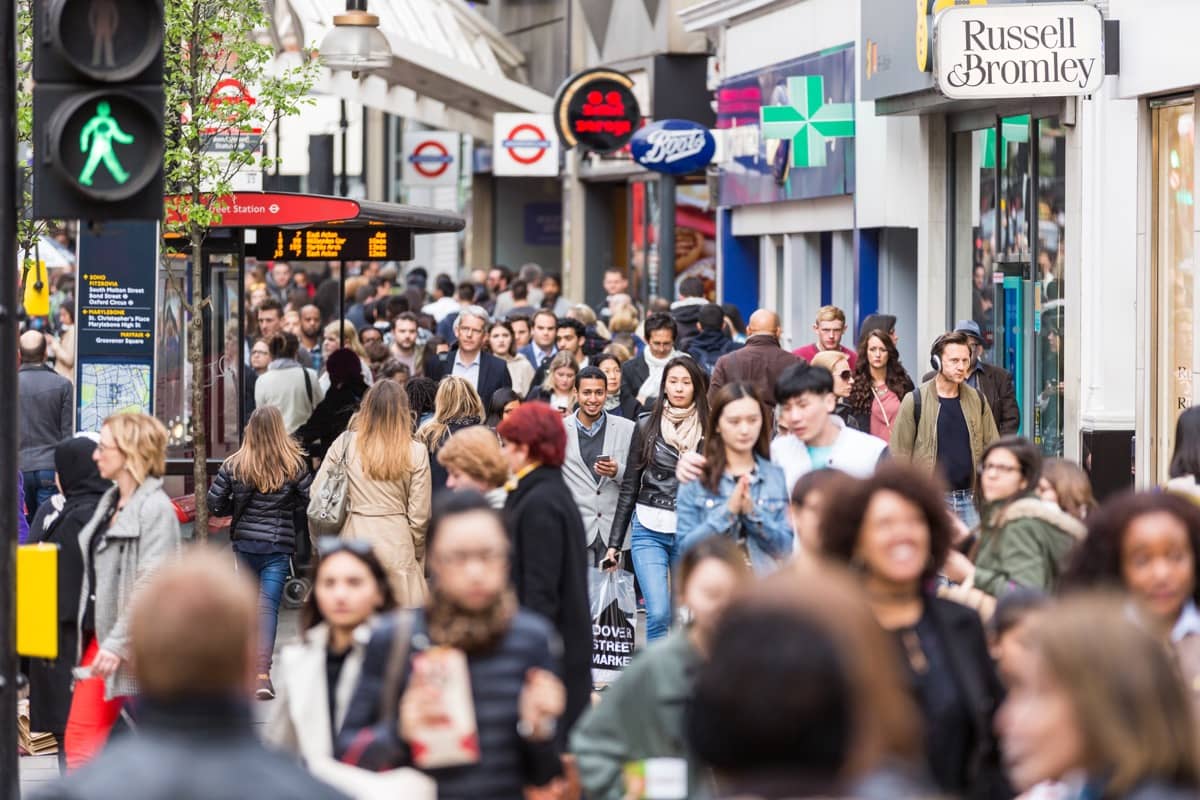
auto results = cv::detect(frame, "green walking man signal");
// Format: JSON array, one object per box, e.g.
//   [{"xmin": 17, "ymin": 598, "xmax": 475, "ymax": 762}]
[{"xmin": 79, "ymin": 100, "xmax": 133, "ymax": 186}]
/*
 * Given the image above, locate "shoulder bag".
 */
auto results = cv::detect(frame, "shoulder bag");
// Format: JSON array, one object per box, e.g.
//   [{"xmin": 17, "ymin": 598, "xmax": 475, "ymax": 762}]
[{"xmin": 307, "ymin": 432, "xmax": 353, "ymax": 536}]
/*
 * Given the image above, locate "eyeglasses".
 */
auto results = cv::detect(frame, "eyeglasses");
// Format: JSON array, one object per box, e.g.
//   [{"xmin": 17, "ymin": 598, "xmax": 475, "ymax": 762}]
[
  {"xmin": 458, "ymin": 326, "xmax": 485, "ymax": 336},
  {"xmin": 316, "ymin": 537, "xmax": 374, "ymax": 558},
  {"xmin": 837, "ymin": 370, "xmax": 853, "ymax": 382},
  {"xmin": 981, "ymin": 462, "xmax": 1022, "ymax": 475},
  {"xmin": 434, "ymin": 548, "xmax": 508, "ymax": 568}
]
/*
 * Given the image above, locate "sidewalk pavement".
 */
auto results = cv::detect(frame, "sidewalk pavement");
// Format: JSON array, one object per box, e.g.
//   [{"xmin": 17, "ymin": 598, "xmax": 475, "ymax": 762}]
[{"xmin": 19, "ymin": 606, "xmax": 302, "ymax": 795}]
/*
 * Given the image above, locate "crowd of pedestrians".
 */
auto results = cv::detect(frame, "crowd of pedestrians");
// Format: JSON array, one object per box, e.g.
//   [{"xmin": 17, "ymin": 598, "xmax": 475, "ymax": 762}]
[{"xmin": 18, "ymin": 257, "xmax": 1200, "ymax": 800}]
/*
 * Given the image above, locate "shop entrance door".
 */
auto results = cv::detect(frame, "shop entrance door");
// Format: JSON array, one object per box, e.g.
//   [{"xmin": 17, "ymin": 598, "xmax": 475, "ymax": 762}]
[{"xmin": 951, "ymin": 114, "xmax": 1067, "ymax": 455}]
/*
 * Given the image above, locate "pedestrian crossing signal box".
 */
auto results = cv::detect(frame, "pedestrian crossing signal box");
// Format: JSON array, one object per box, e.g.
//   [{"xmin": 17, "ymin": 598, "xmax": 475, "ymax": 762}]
[
  {"xmin": 17, "ymin": 544, "xmax": 58, "ymax": 659},
  {"xmin": 31, "ymin": 0, "xmax": 164, "ymax": 220}
]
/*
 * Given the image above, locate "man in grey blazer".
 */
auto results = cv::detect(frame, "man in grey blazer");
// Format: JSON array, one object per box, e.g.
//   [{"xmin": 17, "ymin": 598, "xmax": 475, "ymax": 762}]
[{"xmin": 561, "ymin": 366, "xmax": 636, "ymax": 567}]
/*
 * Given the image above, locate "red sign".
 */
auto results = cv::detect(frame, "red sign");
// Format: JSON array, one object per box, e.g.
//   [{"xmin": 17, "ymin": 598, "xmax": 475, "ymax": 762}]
[
  {"xmin": 165, "ymin": 193, "xmax": 361, "ymax": 227},
  {"xmin": 503, "ymin": 123, "xmax": 552, "ymax": 165},
  {"xmin": 409, "ymin": 140, "xmax": 453, "ymax": 178},
  {"xmin": 553, "ymin": 68, "xmax": 641, "ymax": 153}
]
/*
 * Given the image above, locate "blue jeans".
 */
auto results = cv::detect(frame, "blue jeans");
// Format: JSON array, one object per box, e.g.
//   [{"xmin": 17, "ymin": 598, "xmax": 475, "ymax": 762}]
[
  {"xmin": 23, "ymin": 469, "xmax": 56, "ymax": 524},
  {"xmin": 236, "ymin": 551, "xmax": 289, "ymax": 673},
  {"xmin": 629, "ymin": 515, "xmax": 679, "ymax": 643},
  {"xmin": 945, "ymin": 490, "xmax": 980, "ymax": 531}
]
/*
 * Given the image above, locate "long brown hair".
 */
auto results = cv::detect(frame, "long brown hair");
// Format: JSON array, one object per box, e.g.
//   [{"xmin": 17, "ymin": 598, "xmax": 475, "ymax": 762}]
[
  {"xmin": 351, "ymin": 380, "xmax": 414, "ymax": 480},
  {"xmin": 1025, "ymin": 592, "xmax": 1200, "ymax": 794},
  {"xmin": 642, "ymin": 356, "xmax": 709, "ymax": 466},
  {"xmin": 223, "ymin": 406, "xmax": 307, "ymax": 492},
  {"xmin": 701, "ymin": 382, "xmax": 770, "ymax": 494},
  {"xmin": 847, "ymin": 329, "xmax": 914, "ymax": 415}
]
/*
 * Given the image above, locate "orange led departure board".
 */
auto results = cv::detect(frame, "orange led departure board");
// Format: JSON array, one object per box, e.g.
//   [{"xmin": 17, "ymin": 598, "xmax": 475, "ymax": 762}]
[{"xmin": 252, "ymin": 227, "xmax": 412, "ymax": 261}]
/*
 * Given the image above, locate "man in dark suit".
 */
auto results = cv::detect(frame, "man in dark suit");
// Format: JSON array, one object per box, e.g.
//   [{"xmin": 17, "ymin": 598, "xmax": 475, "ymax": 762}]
[
  {"xmin": 425, "ymin": 305, "xmax": 512, "ymax": 407},
  {"xmin": 920, "ymin": 319, "xmax": 1020, "ymax": 435},
  {"xmin": 518, "ymin": 308, "xmax": 558, "ymax": 371}
]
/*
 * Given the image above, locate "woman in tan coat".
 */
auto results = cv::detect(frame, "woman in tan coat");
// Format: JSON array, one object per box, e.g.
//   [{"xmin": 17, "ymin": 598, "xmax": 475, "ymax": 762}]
[{"xmin": 324, "ymin": 380, "xmax": 430, "ymax": 606}]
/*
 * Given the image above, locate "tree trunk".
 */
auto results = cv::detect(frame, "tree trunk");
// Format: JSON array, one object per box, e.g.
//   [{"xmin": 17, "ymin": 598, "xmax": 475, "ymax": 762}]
[{"xmin": 189, "ymin": 223, "xmax": 209, "ymax": 540}]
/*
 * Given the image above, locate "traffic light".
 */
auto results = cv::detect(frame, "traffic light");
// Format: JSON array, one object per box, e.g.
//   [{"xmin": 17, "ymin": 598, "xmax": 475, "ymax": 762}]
[{"xmin": 31, "ymin": 0, "xmax": 164, "ymax": 220}]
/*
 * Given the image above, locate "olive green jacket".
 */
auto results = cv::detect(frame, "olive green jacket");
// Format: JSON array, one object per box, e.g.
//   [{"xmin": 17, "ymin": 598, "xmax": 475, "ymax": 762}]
[
  {"xmin": 889, "ymin": 380, "xmax": 1000, "ymax": 482},
  {"xmin": 570, "ymin": 631, "xmax": 712, "ymax": 800},
  {"xmin": 973, "ymin": 496, "xmax": 1087, "ymax": 598}
]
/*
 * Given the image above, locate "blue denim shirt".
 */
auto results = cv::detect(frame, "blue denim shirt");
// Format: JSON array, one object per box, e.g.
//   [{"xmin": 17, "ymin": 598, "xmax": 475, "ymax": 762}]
[{"xmin": 676, "ymin": 453, "xmax": 793, "ymax": 574}]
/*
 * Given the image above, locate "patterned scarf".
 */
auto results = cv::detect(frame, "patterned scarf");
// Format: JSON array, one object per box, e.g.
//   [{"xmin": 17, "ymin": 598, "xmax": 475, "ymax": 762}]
[{"xmin": 660, "ymin": 402, "xmax": 703, "ymax": 455}]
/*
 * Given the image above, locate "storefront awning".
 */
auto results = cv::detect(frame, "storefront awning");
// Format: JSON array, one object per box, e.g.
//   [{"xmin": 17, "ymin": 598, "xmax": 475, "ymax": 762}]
[{"xmin": 272, "ymin": 0, "xmax": 552, "ymax": 138}]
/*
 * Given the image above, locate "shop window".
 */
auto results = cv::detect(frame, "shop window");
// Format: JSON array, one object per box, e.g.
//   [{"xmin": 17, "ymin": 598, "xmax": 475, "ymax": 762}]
[
  {"xmin": 1153, "ymin": 99, "xmax": 1196, "ymax": 477},
  {"xmin": 1035, "ymin": 117, "xmax": 1067, "ymax": 457}
]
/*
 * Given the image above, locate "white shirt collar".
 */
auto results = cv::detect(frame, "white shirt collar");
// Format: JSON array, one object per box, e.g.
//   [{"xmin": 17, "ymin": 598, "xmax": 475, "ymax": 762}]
[{"xmin": 1172, "ymin": 599, "xmax": 1200, "ymax": 643}]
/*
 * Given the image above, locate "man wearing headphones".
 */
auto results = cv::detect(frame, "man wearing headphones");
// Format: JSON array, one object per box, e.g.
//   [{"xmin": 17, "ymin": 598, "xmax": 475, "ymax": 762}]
[{"xmin": 890, "ymin": 331, "xmax": 999, "ymax": 527}]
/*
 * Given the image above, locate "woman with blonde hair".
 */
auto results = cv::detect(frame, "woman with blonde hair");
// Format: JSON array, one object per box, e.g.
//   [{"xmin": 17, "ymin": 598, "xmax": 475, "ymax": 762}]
[
  {"xmin": 322, "ymin": 380, "xmax": 431, "ymax": 606},
  {"xmin": 65, "ymin": 413, "xmax": 181, "ymax": 769},
  {"xmin": 437, "ymin": 425, "xmax": 510, "ymax": 508},
  {"xmin": 207, "ymin": 405, "xmax": 313, "ymax": 700},
  {"xmin": 417, "ymin": 376, "xmax": 486, "ymax": 492},
  {"xmin": 998, "ymin": 592, "xmax": 1200, "ymax": 799},
  {"xmin": 527, "ymin": 350, "xmax": 578, "ymax": 413},
  {"xmin": 568, "ymin": 303, "xmax": 611, "ymax": 340},
  {"xmin": 320, "ymin": 320, "xmax": 373, "ymax": 390}
]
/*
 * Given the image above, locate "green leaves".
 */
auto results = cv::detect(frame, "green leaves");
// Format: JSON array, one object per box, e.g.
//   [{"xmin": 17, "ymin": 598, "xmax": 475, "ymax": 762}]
[{"xmin": 162, "ymin": 0, "xmax": 319, "ymax": 232}]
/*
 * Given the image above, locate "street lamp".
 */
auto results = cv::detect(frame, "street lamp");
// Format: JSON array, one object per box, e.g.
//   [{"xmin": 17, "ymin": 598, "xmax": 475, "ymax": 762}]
[{"xmin": 319, "ymin": 0, "xmax": 391, "ymax": 78}]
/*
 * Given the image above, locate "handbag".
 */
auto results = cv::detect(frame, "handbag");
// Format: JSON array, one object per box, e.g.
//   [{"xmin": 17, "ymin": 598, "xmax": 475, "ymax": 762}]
[{"xmin": 307, "ymin": 432, "xmax": 353, "ymax": 536}]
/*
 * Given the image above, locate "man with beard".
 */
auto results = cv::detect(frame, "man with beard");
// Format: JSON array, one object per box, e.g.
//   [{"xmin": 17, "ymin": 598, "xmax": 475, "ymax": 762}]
[
  {"xmin": 337, "ymin": 491, "xmax": 568, "ymax": 799},
  {"xmin": 298, "ymin": 305, "xmax": 325, "ymax": 372}
]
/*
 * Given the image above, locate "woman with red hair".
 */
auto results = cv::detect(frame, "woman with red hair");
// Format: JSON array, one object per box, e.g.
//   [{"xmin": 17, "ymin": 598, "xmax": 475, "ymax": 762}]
[{"xmin": 497, "ymin": 401, "xmax": 593, "ymax": 739}]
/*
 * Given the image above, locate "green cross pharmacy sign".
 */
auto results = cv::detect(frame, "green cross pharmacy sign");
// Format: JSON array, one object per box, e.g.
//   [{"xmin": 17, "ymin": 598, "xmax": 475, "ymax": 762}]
[{"xmin": 760, "ymin": 75, "xmax": 855, "ymax": 169}]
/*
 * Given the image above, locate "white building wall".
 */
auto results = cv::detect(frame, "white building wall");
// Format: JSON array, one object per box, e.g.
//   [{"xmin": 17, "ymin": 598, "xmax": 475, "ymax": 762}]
[{"xmin": 721, "ymin": 0, "xmax": 925, "ymax": 344}]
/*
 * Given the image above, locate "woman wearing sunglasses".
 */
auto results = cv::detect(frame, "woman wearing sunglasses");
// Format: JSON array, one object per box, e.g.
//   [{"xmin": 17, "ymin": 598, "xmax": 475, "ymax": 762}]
[
  {"xmin": 809, "ymin": 350, "xmax": 863, "ymax": 432},
  {"xmin": 266, "ymin": 538, "xmax": 396, "ymax": 762}
]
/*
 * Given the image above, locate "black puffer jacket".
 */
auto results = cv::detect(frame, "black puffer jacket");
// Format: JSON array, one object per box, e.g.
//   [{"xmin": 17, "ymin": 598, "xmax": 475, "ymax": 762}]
[
  {"xmin": 609, "ymin": 413, "xmax": 703, "ymax": 549},
  {"xmin": 336, "ymin": 608, "xmax": 563, "ymax": 799},
  {"xmin": 206, "ymin": 466, "xmax": 313, "ymax": 553}
]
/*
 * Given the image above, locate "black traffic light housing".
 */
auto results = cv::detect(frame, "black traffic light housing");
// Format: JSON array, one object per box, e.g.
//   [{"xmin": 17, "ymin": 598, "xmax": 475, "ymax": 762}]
[{"xmin": 32, "ymin": 0, "xmax": 165, "ymax": 220}]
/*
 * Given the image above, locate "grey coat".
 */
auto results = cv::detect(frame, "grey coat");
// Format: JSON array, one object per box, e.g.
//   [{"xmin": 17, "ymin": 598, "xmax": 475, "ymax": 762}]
[
  {"xmin": 76, "ymin": 477, "xmax": 182, "ymax": 699},
  {"xmin": 562, "ymin": 412, "xmax": 636, "ymax": 551}
]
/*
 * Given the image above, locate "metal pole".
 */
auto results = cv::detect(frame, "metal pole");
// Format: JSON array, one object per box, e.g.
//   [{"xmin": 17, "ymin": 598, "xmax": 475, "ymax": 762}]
[
  {"xmin": 0, "ymin": 0, "xmax": 20, "ymax": 790},
  {"xmin": 339, "ymin": 100, "xmax": 349, "ymax": 197}
]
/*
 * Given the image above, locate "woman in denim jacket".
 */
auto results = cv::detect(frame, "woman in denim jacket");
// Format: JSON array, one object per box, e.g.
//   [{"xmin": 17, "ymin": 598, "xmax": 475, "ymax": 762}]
[{"xmin": 677, "ymin": 382, "xmax": 793, "ymax": 573}]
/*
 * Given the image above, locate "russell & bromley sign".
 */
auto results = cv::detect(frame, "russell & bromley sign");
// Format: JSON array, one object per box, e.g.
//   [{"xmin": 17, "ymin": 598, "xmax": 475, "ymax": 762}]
[{"xmin": 934, "ymin": 3, "xmax": 1104, "ymax": 100}]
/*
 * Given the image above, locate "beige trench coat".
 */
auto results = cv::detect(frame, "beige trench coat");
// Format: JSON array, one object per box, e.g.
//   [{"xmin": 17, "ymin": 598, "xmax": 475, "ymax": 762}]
[{"xmin": 327, "ymin": 432, "xmax": 431, "ymax": 607}]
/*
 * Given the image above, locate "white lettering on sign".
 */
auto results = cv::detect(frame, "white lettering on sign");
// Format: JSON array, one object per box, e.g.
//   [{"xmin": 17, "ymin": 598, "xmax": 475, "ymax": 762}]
[
  {"xmin": 640, "ymin": 128, "xmax": 709, "ymax": 165},
  {"xmin": 934, "ymin": 3, "xmax": 1104, "ymax": 100}
]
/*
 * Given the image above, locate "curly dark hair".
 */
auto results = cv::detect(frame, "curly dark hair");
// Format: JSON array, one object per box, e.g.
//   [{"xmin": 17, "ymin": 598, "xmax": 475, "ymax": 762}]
[
  {"xmin": 1061, "ymin": 490, "xmax": 1200, "ymax": 605},
  {"xmin": 819, "ymin": 462, "xmax": 953, "ymax": 586},
  {"xmin": 847, "ymin": 329, "xmax": 914, "ymax": 416}
]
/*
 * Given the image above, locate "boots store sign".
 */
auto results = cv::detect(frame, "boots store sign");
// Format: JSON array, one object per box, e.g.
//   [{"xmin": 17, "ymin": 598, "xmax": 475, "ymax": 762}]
[{"xmin": 934, "ymin": 3, "xmax": 1104, "ymax": 100}]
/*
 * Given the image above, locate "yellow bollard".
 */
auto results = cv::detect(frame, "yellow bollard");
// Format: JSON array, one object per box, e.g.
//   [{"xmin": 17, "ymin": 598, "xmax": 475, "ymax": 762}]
[{"xmin": 17, "ymin": 543, "xmax": 58, "ymax": 659}]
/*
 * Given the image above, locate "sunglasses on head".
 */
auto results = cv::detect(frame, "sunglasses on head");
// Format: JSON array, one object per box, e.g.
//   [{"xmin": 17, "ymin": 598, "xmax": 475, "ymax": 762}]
[{"xmin": 316, "ymin": 537, "xmax": 374, "ymax": 559}]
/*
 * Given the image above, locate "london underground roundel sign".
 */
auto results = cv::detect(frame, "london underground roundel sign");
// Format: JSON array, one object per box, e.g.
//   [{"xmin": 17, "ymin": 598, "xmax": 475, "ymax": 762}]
[
  {"xmin": 553, "ymin": 68, "xmax": 641, "ymax": 153},
  {"xmin": 493, "ymin": 113, "xmax": 560, "ymax": 176},
  {"xmin": 410, "ymin": 139, "xmax": 452, "ymax": 178},
  {"xmin": 630, "ymin": 119, "xmax": 716, "ymax": 175}
]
